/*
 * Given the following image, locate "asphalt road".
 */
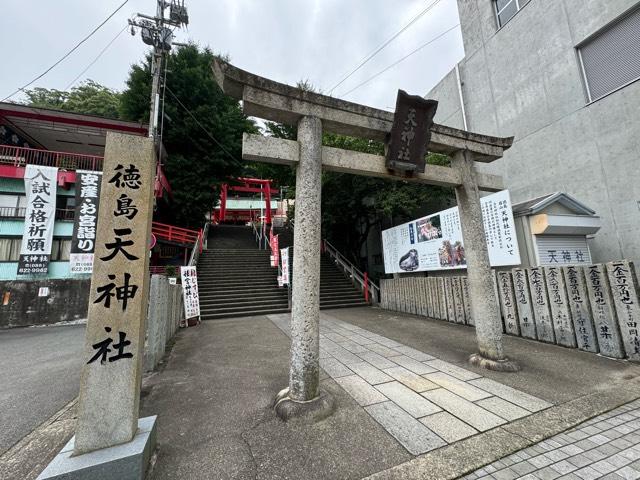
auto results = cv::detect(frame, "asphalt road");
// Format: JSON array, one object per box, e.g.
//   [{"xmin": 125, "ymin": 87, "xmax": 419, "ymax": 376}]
[{"xmin": 0, "ymin": 325, "xmax": 85, "ymax": 455}]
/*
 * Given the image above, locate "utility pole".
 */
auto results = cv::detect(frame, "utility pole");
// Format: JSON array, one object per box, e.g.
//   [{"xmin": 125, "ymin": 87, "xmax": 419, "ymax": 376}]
[{"xmin": 129, "ymin": 0, "xmax": 189, "ymax": 140}]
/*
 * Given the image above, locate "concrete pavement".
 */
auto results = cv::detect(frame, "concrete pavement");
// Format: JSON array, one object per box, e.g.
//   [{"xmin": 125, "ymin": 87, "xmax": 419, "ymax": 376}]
[
  {"xmin": 0, "ymin": 325, "xmax": 85, "ymax": 455},
  {"xmin": 4, "ymin": 306, "xmax": 640, "ymax": 479}
]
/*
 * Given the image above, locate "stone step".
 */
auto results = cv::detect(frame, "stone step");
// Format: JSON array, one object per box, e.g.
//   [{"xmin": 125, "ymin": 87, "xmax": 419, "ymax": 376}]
[
  {"xmin": 198, "ymin": 280, "xmax": 278, "ymax": 289},
  {"xmin": 201, "ymin": 302, "xmax": 290, "ymax": 315},
  {"xmin": 201, "ymin": 298, "xmax": 289, "ymax": 309},
  {"xmin": 201, "ymin": 307, "xmax": 291, "ymax": 320},
  {"xmin": 199, "ymin": 289, "xmax": 287, "ymax": 299}
]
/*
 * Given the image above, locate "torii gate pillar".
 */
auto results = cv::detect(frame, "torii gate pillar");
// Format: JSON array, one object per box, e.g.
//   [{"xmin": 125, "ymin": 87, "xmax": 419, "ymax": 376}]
[{"xmin": 212, "ymin": 58, "xmax": 520, "ymax": 421}]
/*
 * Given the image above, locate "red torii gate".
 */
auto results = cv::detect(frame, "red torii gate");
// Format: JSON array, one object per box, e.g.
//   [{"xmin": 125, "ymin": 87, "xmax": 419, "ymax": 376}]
[{"xmin": 216, "ymin": 177, "xmax": 278, "ymax": 225}]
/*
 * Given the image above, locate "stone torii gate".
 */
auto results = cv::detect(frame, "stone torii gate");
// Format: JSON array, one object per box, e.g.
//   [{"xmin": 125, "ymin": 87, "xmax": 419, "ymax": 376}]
[{"xmin": 212, "ymin": 58, "xmax": 518, "ymax": 419}]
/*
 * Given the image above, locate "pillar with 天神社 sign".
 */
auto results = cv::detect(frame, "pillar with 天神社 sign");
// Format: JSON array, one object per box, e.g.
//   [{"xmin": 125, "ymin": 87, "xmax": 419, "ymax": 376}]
[
  {"xmin": 38, "ymin": 133, "xmax": 157, "ymax": 480},
  {"xmin": 74, "ymin": 132, "xmax": 156, "ymax": 455}
]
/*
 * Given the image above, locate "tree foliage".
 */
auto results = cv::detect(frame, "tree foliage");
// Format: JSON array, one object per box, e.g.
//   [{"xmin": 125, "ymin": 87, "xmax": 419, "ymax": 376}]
[
  {"xmin": 265, "ymin": 118, "xmax": 455, "ymax": 269},
  {"xmin": 120, "ymin": 45, "xmax": 257, "ymax": 228},
  {"xmin": 24, "ymin": 80, "xmax": 122, "ymax": 119}
]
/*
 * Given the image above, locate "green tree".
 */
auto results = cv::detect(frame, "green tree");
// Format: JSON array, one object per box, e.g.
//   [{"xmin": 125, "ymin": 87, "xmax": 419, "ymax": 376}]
[
  {"xmin": 265, "ymin": 118, "xmax": 454, "ymax": 270},
  {"xmin": 120, "ymin": 45, "xmax": 257, "ymax": 228},
  {"xmin": 24, "ymin": 80, "xmax": 122, "ymax": 118}
]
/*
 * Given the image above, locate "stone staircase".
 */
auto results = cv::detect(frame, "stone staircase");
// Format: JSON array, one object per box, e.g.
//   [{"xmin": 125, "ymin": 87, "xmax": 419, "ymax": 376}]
[{"xmin": 198, "ymin": 225, "xmax": 368, "ymax": 320}]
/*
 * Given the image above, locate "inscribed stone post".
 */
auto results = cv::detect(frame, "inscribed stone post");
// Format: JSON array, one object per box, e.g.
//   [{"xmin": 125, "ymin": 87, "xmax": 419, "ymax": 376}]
[
  {"xmin": 606, "ymin": 261, "xmax": 640, "ymax": 361},
  {"xmin": 544, "ymin": 266, "xmax": 577, "ymax": 348},
  {"xmin": 462, "ymin": 277, "xmax": 473, "ymax": 326},
  {"xmin": 438, "ymin": 278, "xmax": 447, "ymax": 321},
  {"xmin": 563, "ymin": 266, "xmax": 597, "ymax": 353},
  {"xmin": 74, "ymin": 133, "xmax": 155, "ymax": 455},
  {"xmin": 452, "ymin": 277, "xmax": 466, "ymax": 324},
  {"xmin": 585, "ymin": 264, "xmax": 624, "ymax": 358},
  {"xmin": 491, "ymin": 271, "xmax": 503, "ymax": 332},
  {"xmin": 512, "ymin": 269, "xmax": 536, "ymax": 339},
  {"xmin": 392, "ymin": 279, "xmax": 399, "ymax": 311},
  {"xmin": 380, "ymin": 279, "xmax": 388, "ymax": 310},
  {"xmin": 390, "ymin": 278, "xmax": 397, "ymax": 311},
  {"xmin": 527, "ymin": 268, "xmax": 555, "ymax": 343},
  {"xmin": 497, "ymin": 272, "xmax": 520, "ymax": 336},
  {"xmin": 445, "ymin": 277, "xmax": 456, "ymax": 322},
  {"xmin": 420, "ymin": 278, "xmax": 428, "ymax": 317},
  {"xmin": 430, "ymin": 278, "xmax": 438, "ymax": 319},
  {"xmin": 426, "ymin": 278, "xmax": 433, "ymax": 318},
  {"xmin": 409, "ymin": 277, "xmax": 418, "ymax": 315},
  {"xmin": 145, "ymin": 274, "xmax": 169, "ymax": 372}
]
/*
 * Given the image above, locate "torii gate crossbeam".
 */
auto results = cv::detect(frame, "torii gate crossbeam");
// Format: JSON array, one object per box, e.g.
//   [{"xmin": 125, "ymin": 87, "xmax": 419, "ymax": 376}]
[{"xmin": 212, "ymin": 58, "xmax": 518, "ymax": 422}]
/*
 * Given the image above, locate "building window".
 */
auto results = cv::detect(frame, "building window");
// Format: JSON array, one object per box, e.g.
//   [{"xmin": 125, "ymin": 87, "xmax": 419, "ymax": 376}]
[
  {"xmin": 494, "ymin": 0, "xmax": 530, "ymax": 28},
  {"xmin": 578, "ymin": 6, "xmax": 640, "ymax": 102},
  {"xmin": 0, "ymin": 238, "xmax": 71, "ymax": 261},
  {"xmin": 0, "ymin": 238, "xmax": 21, "ymax": 261}
]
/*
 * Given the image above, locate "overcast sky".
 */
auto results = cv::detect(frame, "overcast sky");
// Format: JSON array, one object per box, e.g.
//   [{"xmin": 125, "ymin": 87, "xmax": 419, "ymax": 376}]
[{"xmin": 1, "ymin": 0, "xmax": 464, "ymax": 112}]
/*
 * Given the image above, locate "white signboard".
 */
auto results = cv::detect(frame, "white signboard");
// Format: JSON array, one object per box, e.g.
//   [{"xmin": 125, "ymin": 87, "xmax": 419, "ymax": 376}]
[
  {"xmin": 280, "ymin": 247, "xmax": 290, "ymax": 285},
  {"xmin": 180, "ymin": 266, "xmax": 200, "ymax": 319},
  {"xmin": 382, "ymin": 190, "xmax": 520, "ymax": 274},
  {"xmin": 17, "ymin": 165, "xmax": 58, "ymax": 275}
]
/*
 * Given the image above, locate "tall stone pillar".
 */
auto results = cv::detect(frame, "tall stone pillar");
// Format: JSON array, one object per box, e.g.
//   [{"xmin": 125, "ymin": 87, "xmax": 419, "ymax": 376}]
[
  {"xmin": 452, "ymin": 149, "xmax": 518, "ymax": 371},
  {"xmin": 275, "ymin": 116, "xmax": 334, "ymax": 421}
]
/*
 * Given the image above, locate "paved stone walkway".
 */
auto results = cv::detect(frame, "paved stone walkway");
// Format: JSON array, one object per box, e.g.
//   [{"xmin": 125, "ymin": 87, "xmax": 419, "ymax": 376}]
[
  {"xmin": 268, "ymin": 312, "xmax": 552, "ymax": 455},
  {"xmin": 463, "ymin": 399, "xmax": 640, "ymax": 480}
]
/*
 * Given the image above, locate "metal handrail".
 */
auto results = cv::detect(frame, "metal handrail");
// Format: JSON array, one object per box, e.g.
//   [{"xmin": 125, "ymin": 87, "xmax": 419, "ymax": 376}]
[
  {"xmin": 323, "ymin": 239, "xmax": 380, "ymax": 304},
  {"xmin": 188, "ymin": 221, "xmax": 209, "ymax": 267}
]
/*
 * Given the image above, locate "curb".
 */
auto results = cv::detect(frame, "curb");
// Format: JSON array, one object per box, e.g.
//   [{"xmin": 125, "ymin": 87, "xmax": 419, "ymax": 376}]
[{"xmin": 0, "ymin": 399, "xmax": 77, "ymax": 480}]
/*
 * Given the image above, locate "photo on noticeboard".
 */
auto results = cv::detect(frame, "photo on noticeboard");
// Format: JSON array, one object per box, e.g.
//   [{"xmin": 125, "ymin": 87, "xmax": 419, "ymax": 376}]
[
  {"xmin": 439, "ymin": 240, "xmax": 466, "ymax": 267},
  {"xmin": 399, "ymin": 249, "xmax": 419, "ymax": 272},
  {"xmin": 416, "ymin": 215, "xmax": 442, "ymax": 243}
]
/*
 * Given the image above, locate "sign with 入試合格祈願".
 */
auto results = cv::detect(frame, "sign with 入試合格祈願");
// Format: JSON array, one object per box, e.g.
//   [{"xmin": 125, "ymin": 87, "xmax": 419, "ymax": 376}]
[
  {"xmin": 17, "ymin": 165, "xmax": 58, "ymax": 275},
  {"xmin": 70, "ymin": 170, "xmax": 103, "ymax": 274},
  {"xmin": 381, "ymin": 190, "xmax": 520, "ymax": 274},
  {"xmin": 385, "ymin": 90, "xmax": 438, "ymax": 176}
]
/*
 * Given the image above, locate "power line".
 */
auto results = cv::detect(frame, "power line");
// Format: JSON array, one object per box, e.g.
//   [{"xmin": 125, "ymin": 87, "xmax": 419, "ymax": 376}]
[
  {"xmin": 64, "ymin": 24, "xmax": 129, "ymax": 91},
  {"xmin": 164, "ymin": 85, "xmax": 240, "ymax": 164},
  {"xmin": 339, "ymin": 23, "xmax": 460, "ymax": 98},
  {"xmin": 1, "ymin": 0, "xmax": 129, "ymax": 102},
  {"xmin": 327, "ymin": 0, "xmax": 444, "ymax": 95}
]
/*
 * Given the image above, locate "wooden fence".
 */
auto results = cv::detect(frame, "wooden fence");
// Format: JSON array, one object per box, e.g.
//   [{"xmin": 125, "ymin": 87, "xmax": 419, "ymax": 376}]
[{"xmin": 379, "ymin": 260, "xmax": 640, "ymax": 362}]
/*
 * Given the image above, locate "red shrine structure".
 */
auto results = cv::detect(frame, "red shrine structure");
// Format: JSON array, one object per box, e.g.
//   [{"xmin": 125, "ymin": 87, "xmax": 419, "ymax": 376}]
[{"xmin": 213, "ymin": 177, "xmax": 280, "ymax": 226}]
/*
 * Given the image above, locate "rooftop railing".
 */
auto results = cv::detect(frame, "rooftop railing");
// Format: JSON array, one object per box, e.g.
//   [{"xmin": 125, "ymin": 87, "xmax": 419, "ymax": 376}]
[{"xmin": 0, "ymin": 144, "xmax": 103, "ymax": 171}]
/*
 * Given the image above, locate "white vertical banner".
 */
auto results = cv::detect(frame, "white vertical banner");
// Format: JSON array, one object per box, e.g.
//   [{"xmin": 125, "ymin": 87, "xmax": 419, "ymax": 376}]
[
  {"xmin": 280, "ymin": 247, "xmax": 290, "ymax": 285},
  {"xmin": 17, "ymin": 165, "xmax": 58, "ymax": 275},
  {"xmin": 180, "ymin": 266, "xmax": 200, "ymax": 319}
]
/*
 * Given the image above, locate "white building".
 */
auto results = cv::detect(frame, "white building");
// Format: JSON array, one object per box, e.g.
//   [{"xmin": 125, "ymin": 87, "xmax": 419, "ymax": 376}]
[{"xmin": 426, "ymin": 0, "xmax": 640, "ymax": 264}]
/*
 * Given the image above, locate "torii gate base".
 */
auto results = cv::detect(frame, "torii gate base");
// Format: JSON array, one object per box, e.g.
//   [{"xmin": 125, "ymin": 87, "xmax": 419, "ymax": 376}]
[{"xmin": 212, "ymin": 59, "xmax": 519, "ymax": 421}]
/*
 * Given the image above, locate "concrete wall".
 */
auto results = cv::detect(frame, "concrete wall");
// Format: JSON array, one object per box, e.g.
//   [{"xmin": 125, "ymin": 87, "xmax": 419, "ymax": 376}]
[
  {"xmin": 0, "ymin": 279, "xmax": 90, "ymax": 328},
  {"xmin": 427, "ymin": 0, "xmax": 640, "ymax": 265}
]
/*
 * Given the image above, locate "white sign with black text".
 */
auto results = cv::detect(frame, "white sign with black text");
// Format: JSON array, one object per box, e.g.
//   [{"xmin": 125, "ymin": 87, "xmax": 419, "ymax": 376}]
[
  {"xmin": 280, "ymin": 247, "xmax": 290, "ymax": 285},
  {"xmin": 17, "ymin": 165, "xmax": 58, "ymax": 275},
  {"xmin": 382, "ymin": 190, "xmax": 521, "ymax": 274},
  {"xmin": 180, "ymin": 266, "xmax": 201, "ymax": 319}
]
